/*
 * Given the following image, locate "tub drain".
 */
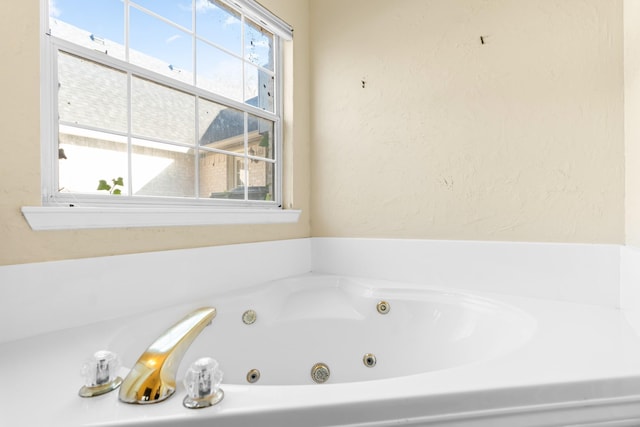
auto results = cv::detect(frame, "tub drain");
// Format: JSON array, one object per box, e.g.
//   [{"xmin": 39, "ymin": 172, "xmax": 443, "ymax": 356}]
[{"xmin": 311, "ymin": 363, "xmax": 330, "ymax": 383}]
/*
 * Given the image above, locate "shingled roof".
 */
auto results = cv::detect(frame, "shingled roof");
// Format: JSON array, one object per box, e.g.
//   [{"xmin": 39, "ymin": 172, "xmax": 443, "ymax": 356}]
[{"xmin": 53, "ymin": 18, "xmax": 271, "ymax": 149}]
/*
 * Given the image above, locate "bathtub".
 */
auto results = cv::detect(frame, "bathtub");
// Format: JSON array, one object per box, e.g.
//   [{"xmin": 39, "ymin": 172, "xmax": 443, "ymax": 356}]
[
  {"xmin": 182, "ymin": 275, "xmax": 536, "ymax": 386},
  {"xmin": 3, "ymin": 273, "xmax": 640, "ymax": 426}
]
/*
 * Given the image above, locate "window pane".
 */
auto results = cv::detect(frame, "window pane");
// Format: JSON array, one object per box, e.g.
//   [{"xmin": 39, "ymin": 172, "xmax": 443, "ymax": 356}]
[
  {"xmin": 132, "ymin": 139, "xmax": 195, "ymax": 197},
  {"xmin": 245, "ymin": 19, "xmax": 273, "ymax": 71},
  {"xmin": 131, "ymin": 77, "xmax": 195, "ymax": 146},
  {"xmin": 49, "ymin": 0, "xmax": 282, "ymax": 205},
  {"xmin": 58, "ymin": 52, "xmax": 128, "ymax": 133},
  {"xmin": 200, "ymin": 152, "xmax": 245, "ymax": 199},
  {"xmin": 196, "ymin": 0, "xmax": 241, "ymax": 55},
  {"xmin": 129, "ymin": 8, "xmax": 193, "ymax": 84},
  {"xmin": 50, "ymin": 0, "xmax": 125, "ymax": 60},
  {"xmin": 58, "ymin": 128, "xmax": 128, "ymax": 195},
  {"xmin": 199, "ymin": 98, "xmax": 244, "ymax": 152},
  {"xmin": 247, "ymin": 160, "xmax": 274, "ymax": 201},
  {"xmin": 196, "ymin": 41, "xmax": 243, "ymax": 101},
  {"xmin": 248, "ymin": 116, "xmax": 274, "ymax": 160},
  {"xmin": 245, "ymin": 64, "xmax": 274, "ymax": 111},
  {"xmin": 131, "ymin": 0, "xmax": 192, "ymax": 30}
]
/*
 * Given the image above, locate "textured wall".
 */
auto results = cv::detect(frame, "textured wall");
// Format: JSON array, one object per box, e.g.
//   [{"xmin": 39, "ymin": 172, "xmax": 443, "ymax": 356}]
[
  {"xmin": 625, "ymin": 0, "xmax": 640, "ymax": 246},
  {"xmin": 0, "ymin": 0, "xmax": 630, "ymax": 266},
  {"xmin": 0, "ymin": 0, "xmax": 311, "ymax": 265},
  {"xmin": 310, "ymin": 0, "xmax": 625, "ymax": 243}
]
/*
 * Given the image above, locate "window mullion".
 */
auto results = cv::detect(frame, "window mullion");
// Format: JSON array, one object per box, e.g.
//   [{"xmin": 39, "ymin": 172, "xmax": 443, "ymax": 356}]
[
  {"xmin": 241, "ymin": 13, "xmax": 249, "ymax": 202},
  {"xmin": 244, "ymin": 112, "xmax": 249, "ymax": 200},
  {"xmin": 49, "ymin": 45, "xmax": 60, "ymax": 203},
  {"xmin": 193, "ymin": 0, "xmax": 199, "ymax": 199},
  {"xmin": 127, "ymin": 71, "xmax": 133, "ymax": 198},
  {"xmin": 124, "ymin": 0, "xmax": 130, "ymax": 62},
  {"xmin": 241, "ymin": 14, "xmax": 246, "ymax": 105},
  {"xmin": 195, "ymin": 97, "xmax": 200, "ymax": 199},
  {"xmin": 129, "ymin": 2, "xmax": 193, "ymax": 36},
  {"xmin": 125, "ymin": 1, "xmax": 132, "ymax": 197},
  {"xmin": 275, "ymin": 37, "xmax": 284, "ymax": 207}
]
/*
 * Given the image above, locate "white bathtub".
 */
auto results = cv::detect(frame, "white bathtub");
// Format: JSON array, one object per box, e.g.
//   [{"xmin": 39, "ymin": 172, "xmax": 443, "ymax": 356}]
[
  {"xmin": 178, "ymin": 275, "xmax": 535, "ymax": 385},
  {"xmin": 3, "ymin": 271, "xmax": 640, "ymax": 426}
]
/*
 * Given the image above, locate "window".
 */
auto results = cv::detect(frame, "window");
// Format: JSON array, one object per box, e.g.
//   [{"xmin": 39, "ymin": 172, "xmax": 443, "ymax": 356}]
[{"xmin": 41, "ymin": 0, "xmax": 293, "ymax": 214}]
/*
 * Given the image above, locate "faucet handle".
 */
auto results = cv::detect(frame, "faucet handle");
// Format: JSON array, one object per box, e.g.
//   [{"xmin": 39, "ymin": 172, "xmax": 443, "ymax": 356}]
[
  {"xmin": 79, "ymin": 350, "xmax": 123, "ymax": 397},
  {"xmin": 183, "ymin": 357, "xmax": 224, "ymax": 409}
]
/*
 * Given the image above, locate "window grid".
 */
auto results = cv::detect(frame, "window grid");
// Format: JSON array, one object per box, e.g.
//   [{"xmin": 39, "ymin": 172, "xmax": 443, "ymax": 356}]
[{"xmin": 44, "ymin": 0, "xmax": 282, "ymax": 207}]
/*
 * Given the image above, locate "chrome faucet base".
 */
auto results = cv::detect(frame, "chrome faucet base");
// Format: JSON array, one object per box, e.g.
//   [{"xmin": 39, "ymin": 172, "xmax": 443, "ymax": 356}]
[
  {"xmin": 183, "ymin": 388, "xmax": 224, "ymax": 409},
  {"xmin": 78, "ymin": 376, "xmax": 123, "ymax": 398}
]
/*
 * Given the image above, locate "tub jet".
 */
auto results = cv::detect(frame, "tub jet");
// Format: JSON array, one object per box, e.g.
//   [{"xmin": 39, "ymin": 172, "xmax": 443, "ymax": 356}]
[
  {"xmin": 363, "ymin": 353, "xmax": 377, "ymax": 368},
  {"xmin": 377, "ymin": 301, "xmax": 390, "ymax": 314},
  {"xmin": 311, "ymin": 363, "xmax": 330, "ymax": 383},
  {"xmin": 246, "ymin": 369, "xmax": 261, "ymax": 383},
  {"xmin": 242, "ymin": 309, "xmax": 257, "ymax": 325}
]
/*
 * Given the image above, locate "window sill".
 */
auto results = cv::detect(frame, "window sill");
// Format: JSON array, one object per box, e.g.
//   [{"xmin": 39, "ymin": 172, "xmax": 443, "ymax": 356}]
[{"xmin": 21, "ymin": 206, "xmax": 301, "ymax": 231}]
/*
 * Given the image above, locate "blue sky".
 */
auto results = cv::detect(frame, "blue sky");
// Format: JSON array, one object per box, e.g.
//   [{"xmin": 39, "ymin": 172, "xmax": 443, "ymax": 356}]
[{"xmin": 49, "ymin": 0, "xmax": 271, "ymax": 73}]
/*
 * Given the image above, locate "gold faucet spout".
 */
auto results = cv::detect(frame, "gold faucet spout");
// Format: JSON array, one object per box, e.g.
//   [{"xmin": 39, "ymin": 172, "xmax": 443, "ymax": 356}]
[{"xmin": 119, "ymin": 307, "xmax": 216, "ymax": 404}]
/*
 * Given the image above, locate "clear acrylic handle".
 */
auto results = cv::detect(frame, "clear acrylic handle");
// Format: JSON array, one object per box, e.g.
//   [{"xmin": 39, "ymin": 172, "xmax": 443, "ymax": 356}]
[
  {"xmin": 183, "ymin": 357, "xmax": 224, "ymax": 408},
  {"xmin": 78, "ymin": 350, "xmax": 122, "ymax": 397}
]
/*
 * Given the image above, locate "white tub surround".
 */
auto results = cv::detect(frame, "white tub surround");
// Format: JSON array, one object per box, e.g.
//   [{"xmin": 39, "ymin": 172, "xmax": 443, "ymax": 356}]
[
  {"xmin": 2, "ymin": 274, "xmax": 640, "ymax": 426},
  {"xmin": 2, "ymin": 238, "xmax": 640, "ymax": 426},
  {"xmin": 312, "ymin": 238, "xmax": 622, "ymax": 307},
  {"xmin": 0, "ymin": 238, "xmax": 311, "ymax": 344}
]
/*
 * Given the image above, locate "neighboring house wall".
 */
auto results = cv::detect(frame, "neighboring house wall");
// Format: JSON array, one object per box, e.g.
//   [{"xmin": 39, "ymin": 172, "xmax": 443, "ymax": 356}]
[{"xmin": 56, "ymin": 19, "xmax": 272, "ymax": 199}]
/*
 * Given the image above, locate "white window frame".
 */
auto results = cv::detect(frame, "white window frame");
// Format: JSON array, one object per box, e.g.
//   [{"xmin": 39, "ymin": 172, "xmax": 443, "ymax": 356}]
[{"xmin": 24, "ymin": 0, "xmax": 298, "ymax": 230}]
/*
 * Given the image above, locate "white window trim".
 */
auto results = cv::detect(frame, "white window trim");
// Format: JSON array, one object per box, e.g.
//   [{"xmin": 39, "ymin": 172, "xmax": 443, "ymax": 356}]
[
  {"xmin": 26, "ymin": 0, "xmax": 298, "ymax": 231},
  {"xmin": 21, "ymin": 206, "xmax": 301, "ymax": 230},
  {"xmin": 219, "ymin": 0, "xmax": 293, "ymax": 41}
]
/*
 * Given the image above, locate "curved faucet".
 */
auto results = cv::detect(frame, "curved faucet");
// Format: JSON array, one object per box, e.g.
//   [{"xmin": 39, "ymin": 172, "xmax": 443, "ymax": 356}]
[{"xmin": 119, "ymin": 307, "xmax": 216, "ymax": 404}]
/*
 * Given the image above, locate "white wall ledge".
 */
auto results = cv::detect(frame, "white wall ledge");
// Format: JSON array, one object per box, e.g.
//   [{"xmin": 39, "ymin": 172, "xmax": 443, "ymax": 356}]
[
  {"xmin": 0, "ymin": 238, "xmax": 312, "ymax": 344},
  {"xmin": 21, "ymin": 206, "xmax": 301, "ymax": 230},
  {"xmin": 311, "ymin": 237, "xmax": 622, "ymax": 308}
]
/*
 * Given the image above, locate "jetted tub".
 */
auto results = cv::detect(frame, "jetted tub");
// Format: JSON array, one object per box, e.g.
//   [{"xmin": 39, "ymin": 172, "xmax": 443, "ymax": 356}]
[
  {"xmin": 3, "ymin": 273, "xmax": 640, "ymax": 426},
  {"xmin": 177, "ymin": 275, "xmax": 535, "ymax": 386}
]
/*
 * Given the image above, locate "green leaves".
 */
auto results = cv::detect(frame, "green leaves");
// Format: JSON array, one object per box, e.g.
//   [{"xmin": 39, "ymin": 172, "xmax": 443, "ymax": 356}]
[
  {"xmin": 97, "ymin": 180, "xmax": 111, "ymax": 192},
  {"xmin": 97, "ymin": 177, "xmax": 124, "ymax": 195}
]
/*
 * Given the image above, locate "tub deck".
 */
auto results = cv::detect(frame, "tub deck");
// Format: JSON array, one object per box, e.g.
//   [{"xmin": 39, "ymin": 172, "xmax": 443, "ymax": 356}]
[{"xmin": 2, "ymin": 274, "xmax": 640, "ymax": 426}]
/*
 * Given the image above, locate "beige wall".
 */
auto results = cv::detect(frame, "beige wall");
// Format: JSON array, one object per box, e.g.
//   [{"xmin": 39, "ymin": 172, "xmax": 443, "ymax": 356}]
[
  {"xmin": 625, "ymin": 0, "xmax": 640, "ymax": 246},
  {"xmin": 1, "ymin": 0, "xmax": 635, "ymax": 266},
  {"xmin": 310, "ymin": 0, "xmax": 625, "ymax": 244},
  {"xmin": 0, "ymin": 0, "xmax": 311, "ymax": 265}
]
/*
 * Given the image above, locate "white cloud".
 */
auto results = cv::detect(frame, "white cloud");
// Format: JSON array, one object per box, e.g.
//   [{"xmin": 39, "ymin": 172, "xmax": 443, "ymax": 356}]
[
  {"xmin": 224, "ymin": 15, "xmax": 240, "ymax": 26},
  {"xmin": 49, "ymin": 0, "xmax": 61, "ymax": 17},
  {"xmin": 166, "ymin": 34, "xmax": 182, "ymax": 44},
  {"xmin": 196, "ymin": 0, "xmax": 217, "ymax": 12},
  {"xmin": 177, "ymin": 0, "xmax": 216, "ymax": 14}
]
